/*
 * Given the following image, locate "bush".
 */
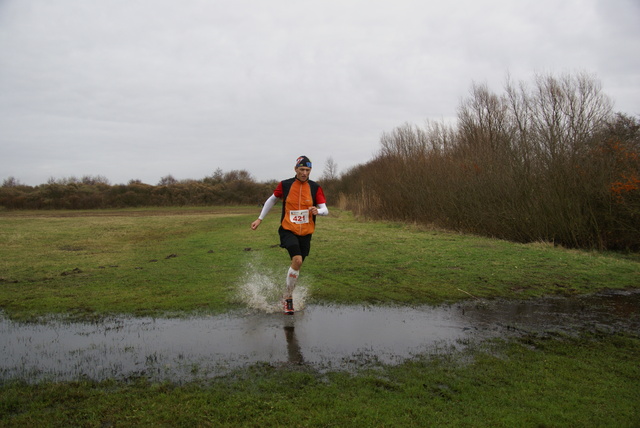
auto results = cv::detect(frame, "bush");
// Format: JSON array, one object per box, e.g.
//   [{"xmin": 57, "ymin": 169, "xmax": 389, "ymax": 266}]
[{"xmin": 0, "ymin": 170, "xmax": 275, "ymax": 211}]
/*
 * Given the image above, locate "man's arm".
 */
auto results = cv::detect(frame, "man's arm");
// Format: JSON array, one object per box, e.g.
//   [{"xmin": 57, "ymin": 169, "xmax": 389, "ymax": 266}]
[
  {"xmin": 313, "ymin": 186, "xmax": 328, "ymax": 216},
  {"xmin": 315, "ymin": 203, "xmax": 328, "ymax": 216},
  {"xmin": 251, "ymin": 194, "xmax": 278, "ymax": 230}
]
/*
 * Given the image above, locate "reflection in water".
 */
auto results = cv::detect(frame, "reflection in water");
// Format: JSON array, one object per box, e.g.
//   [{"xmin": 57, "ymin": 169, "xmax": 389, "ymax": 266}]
[
  {"xmin": 0, "ymin": 289, "xmax": 638, "ymax": 383},
  {"xmin": 284, "ymin": 325, "xmax": 304, "ymax": 365}
]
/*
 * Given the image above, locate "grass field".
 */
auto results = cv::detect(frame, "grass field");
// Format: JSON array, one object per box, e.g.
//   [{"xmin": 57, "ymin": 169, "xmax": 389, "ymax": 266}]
[
  {"xmin": 1, "ymin": 206, "xmax": 638, "ymax": 320},
  {"xmin": 1, "ymin": 207, "xmax": 639, "ymax": 426}
]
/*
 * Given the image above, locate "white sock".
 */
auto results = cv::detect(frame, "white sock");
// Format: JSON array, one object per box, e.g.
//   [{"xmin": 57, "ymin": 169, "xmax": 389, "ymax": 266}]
[{"xmin": 285, "ymin": 267, "xmax": 299, "ymax": 298}]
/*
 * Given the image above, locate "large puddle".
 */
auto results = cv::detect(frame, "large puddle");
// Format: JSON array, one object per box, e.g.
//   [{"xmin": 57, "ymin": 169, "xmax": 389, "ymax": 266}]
[{"xmin": 1, "ymin": 289, "xmax": 638, "ymax": 383}]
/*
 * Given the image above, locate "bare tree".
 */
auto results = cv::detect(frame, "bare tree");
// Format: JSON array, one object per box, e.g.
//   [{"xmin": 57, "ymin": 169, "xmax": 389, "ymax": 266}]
[
  {"xmin": 81, "ymin": 175, "xmax": 110, "ymax": 185},
  {"xmin": 322, "ymin": 156, "xmax": 339, "ymax": 181},
  {"xmin": 1, "ymin": 176, "xmax": 22, "ymax": 187},
  {"xmin": 530, "ymin": 71, "xmax": 613, "ymax": 162},
  {"xmin": 158, "ymin": 175, "xmax": 178, "ymax": 186}
]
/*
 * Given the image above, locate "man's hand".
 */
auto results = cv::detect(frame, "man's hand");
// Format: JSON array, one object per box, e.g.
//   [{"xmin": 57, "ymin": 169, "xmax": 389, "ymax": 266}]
[
  {"xmin": 251, "ymin": 219, "xmax": 262, "ymax": 230},
  {"xmin": 309, "ymin": 206, "xmax": 318, "ymax": 215}
]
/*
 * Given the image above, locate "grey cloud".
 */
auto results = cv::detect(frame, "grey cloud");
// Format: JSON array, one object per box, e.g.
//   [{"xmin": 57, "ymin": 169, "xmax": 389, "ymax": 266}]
[{"xmin": 1, "ymin": 0, "xmax": 638, "ymax": 185}]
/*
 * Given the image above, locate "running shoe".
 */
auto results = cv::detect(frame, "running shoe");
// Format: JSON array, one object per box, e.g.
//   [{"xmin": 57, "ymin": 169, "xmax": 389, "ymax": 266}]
[{"xmin": 283, "ymin": 298, "xmax": 294, "ymax": 315}]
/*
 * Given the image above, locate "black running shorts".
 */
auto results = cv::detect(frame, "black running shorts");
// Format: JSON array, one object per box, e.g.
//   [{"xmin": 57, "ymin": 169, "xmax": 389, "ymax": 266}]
[{"xmin": 278, "ymin": 226, "xmax": 312, "ymax": 260}]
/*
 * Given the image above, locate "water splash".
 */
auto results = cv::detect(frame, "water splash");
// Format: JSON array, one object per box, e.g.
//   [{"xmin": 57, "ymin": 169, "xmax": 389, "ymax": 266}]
[{"xmin": 238, "ymin": 258, "xmax": 308, "ymax": 313}]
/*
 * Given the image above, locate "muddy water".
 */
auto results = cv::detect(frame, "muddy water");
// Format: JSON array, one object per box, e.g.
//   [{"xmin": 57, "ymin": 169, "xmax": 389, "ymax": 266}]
[{"xmin": 1, "ymin": 289, "xmax": 638, "ymax": 383}]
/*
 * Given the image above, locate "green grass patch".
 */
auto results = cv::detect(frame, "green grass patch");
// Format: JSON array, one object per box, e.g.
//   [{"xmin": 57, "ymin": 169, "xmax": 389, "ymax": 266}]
[
  {"xmin": 307, "ymin": 210, "xmax": 640, "ymax": 303},
  {"xmin": 1, "ymin": 332, "xmax": 638, "ymax": 427},
  {"xmin": 1, "ymin": 207, "xmax": 639, "ymax": 320}
]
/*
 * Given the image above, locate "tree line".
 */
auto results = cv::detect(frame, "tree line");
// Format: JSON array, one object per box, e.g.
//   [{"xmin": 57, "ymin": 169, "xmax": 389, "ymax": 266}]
[
  {"xmin": 335, "ymin": 72, "xmax": 639, "ymax": 251},
  {"xmin": 0, "ymin": 169, "xmax": 276, "ymax": 209}
]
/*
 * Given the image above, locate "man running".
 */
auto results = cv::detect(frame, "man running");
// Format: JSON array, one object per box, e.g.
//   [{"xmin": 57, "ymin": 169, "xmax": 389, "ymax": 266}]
[{"xmin": 251, "ymin": 155, "xmax": 329, "ymax": 314}]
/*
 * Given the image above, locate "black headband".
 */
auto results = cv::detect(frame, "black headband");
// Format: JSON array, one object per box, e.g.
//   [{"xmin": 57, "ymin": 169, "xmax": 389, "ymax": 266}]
[{"xmin": 295, "ymin": 156, "xmax": 312, "ymax": 168}]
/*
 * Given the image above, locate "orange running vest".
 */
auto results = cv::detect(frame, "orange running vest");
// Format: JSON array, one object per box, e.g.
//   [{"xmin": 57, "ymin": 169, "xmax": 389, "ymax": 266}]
[{"xmin": 279, "ymin": 178, "xmax": 318, "ymax": 236}]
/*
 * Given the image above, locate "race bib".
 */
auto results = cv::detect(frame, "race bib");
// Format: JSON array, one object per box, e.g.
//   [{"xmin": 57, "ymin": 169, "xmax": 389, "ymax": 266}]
[{"xmin": 289, "ymin": 209, "xmax": 310, "ymax": 224}]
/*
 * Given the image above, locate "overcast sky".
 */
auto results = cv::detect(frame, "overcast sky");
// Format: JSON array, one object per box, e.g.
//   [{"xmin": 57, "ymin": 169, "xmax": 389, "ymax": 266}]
[{"xmin": 1, "ymin": 0, "xmax": 638, "ymax": 186}]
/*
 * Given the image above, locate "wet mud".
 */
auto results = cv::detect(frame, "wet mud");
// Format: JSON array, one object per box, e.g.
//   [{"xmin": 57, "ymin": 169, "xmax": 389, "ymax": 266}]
[{"xmin": 1, "ymin": 289, "xmax": 638, "ymax": 383}]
